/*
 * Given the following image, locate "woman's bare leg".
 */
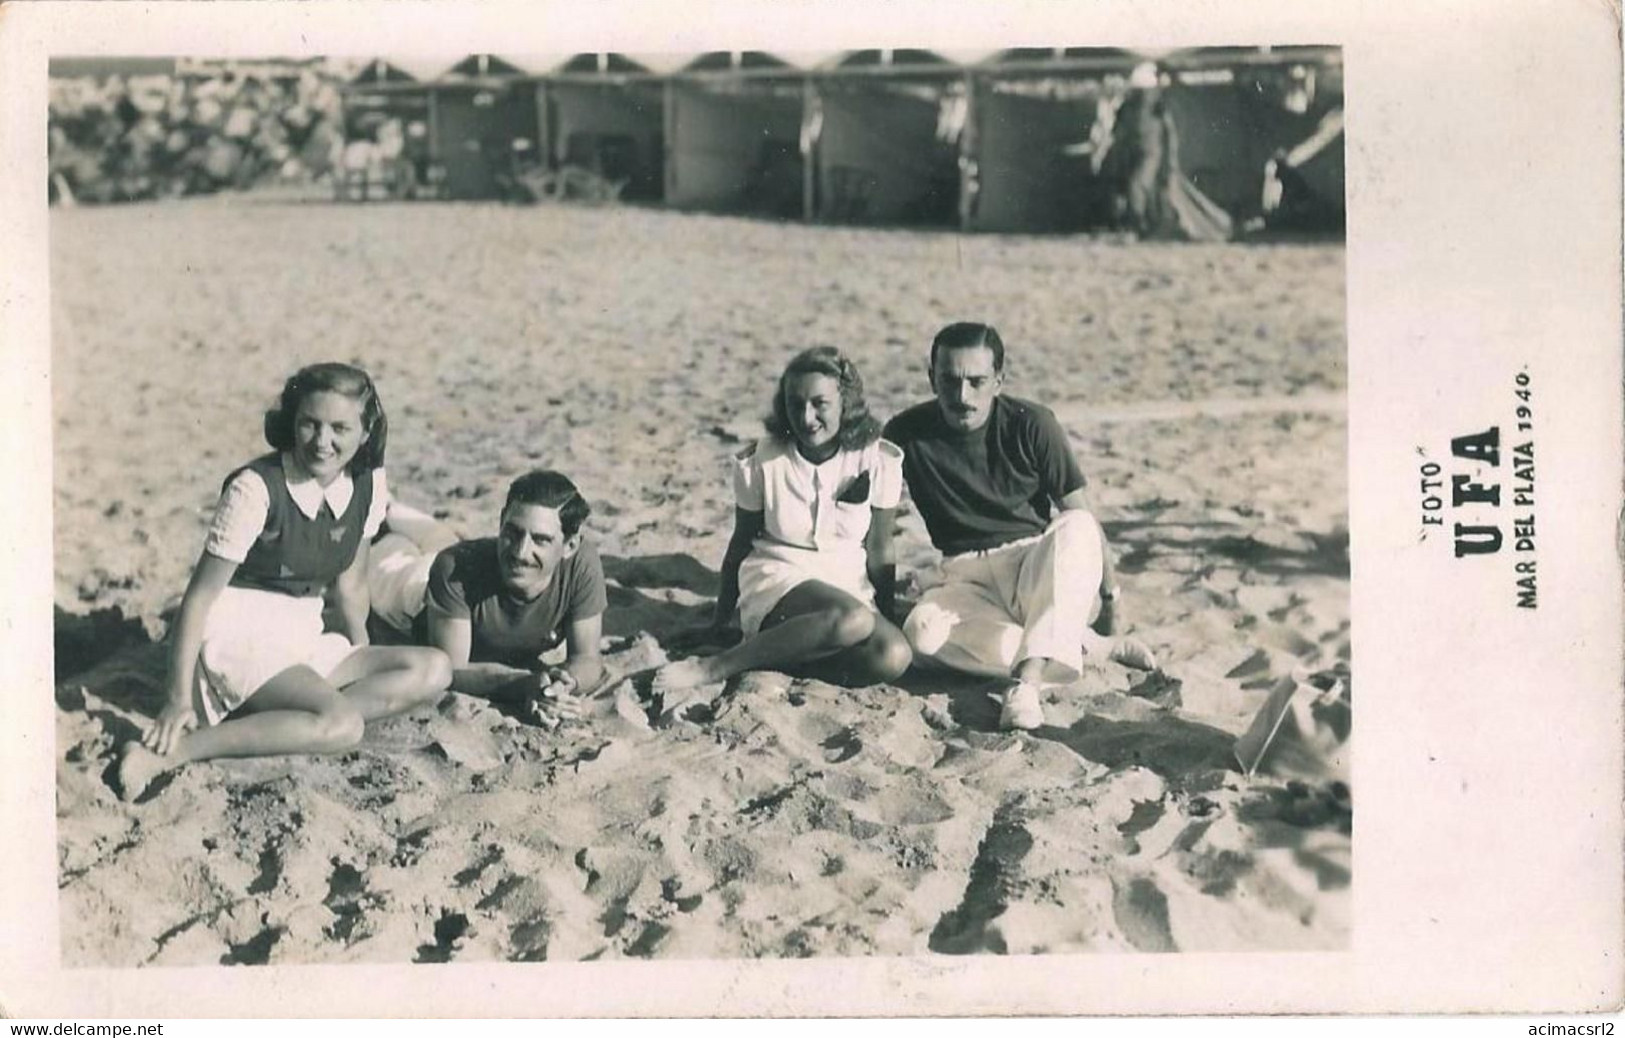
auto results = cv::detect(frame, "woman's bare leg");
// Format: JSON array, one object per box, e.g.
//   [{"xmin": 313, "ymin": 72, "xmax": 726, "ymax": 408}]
[
  {"xmin": 656, "ymin": 582, "xmax": 910, "ymax": 691},
  {"xmin": 327, "ymin": 645, "xmax": 452, "ymax": 721},
  {"xmin": 116, "ymin": 665, "xmax": 366, "ymax": 798}
]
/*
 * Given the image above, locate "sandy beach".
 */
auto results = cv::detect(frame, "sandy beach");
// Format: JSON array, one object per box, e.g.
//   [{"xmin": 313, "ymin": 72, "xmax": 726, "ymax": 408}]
[{"xmin": 52, "ymin": 197, "xmax": 1349, "ymax": 964}]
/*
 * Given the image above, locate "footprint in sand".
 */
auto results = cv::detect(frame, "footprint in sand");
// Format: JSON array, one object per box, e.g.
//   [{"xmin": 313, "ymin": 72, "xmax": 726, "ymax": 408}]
[
  {"xmin": 820, "ymin": 728, "xmax": 863, "ymax": 764},
  {"xmin": 1277, "ymin": 780, "xmax": 1352, "ymax": 829},
  {"xmin": 659, "ymin": 877, "xmax": 703, "ymax": 913},
  {"xmin": 1126, "ymin": 671, "xmax": 1183, "ymax": 710},
  {"xmin": 322, "ymin": 860, "xmax": 374, "ymax": 943},
  {"xmin": 414, "ymin": 909, "xmax": 472, "ymax": 963}
]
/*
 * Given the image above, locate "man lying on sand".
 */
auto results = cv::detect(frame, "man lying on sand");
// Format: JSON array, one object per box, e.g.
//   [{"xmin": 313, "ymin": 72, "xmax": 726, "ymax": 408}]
[
  {"xmin": 368, "ymin": 470, "xmax": 607, "ymax": 727},
  {"xmin": 883, "ymin": 322, "xmax": 1157, "ymax": 731}
]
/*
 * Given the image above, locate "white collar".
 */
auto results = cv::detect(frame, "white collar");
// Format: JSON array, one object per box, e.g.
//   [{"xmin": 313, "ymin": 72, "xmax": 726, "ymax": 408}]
[
  {"xmin": 281, "ymin": 453, "xmax": 355, "ymax": 520},
  {"xmin": 771, "ymin": 436, "xmax": 844, "ymax": 474}
]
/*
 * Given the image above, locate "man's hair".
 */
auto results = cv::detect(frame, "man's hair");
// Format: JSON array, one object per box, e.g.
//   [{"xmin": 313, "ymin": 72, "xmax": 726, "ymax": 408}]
[
  {"xmin": 263, "ymin": 362, "xmax": 388, "ymax": 475},
  {"xmin": 503, "ymin": 470, "xmax": 590, "ymax": 537},
  {"xmin": 764, "ymin": 346, "xmax": 883, "ymax": 451},
  {"xmin": 929, "ymin": 322, "xmax": 1006, "ymax": 373}
]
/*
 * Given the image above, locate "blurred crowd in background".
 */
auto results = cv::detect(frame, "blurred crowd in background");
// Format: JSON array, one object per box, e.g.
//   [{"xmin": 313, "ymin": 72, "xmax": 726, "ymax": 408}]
[{"xmin": 48, "ymin": 62, "xmax": 348, "ymax": 205}]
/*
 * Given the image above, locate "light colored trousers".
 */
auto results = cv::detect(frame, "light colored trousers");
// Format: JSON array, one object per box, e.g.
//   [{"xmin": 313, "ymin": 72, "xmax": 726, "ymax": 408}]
[{"xmin": 903, "ymin": 509, "xmax": 1104, "ymax": 683}]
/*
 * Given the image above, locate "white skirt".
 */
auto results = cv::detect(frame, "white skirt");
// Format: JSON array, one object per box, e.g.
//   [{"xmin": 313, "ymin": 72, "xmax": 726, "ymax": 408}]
[
  {"xmin": 736, "ymin": 541, "xmax": 875, "ymax": 636},
  {"xmin": 193, "ymin": 585, "xmax": 358, "ymax": 726}
]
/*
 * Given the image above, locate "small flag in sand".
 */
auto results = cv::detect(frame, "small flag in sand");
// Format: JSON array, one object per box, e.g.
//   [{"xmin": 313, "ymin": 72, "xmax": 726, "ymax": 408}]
[{"xmin": 1234, "ymin": 675, "xmax": 1299, "ymax": 776}]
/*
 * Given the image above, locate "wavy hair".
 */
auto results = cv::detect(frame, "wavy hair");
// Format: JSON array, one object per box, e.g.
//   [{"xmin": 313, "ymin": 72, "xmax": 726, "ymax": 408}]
[
  {"xmin": 503, "ymin": 469, "xmax": 591, "ymax": 538},
  {"xmin": 263, "ymin": 362, "xmax": 388, "ymax": 475},
  {"xmin": 764, "ymin": 346, "xmax": 882, "ymax": 452}
]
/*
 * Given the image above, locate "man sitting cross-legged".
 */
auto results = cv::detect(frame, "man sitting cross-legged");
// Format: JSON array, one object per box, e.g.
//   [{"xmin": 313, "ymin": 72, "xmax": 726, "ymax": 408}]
[{"xmin": 883, "ymin": 322, "xmax": 1156, "ymax": 731}]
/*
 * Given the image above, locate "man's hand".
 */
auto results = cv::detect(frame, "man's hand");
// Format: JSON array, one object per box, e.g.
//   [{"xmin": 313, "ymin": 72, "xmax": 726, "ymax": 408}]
[{"xmin": 525, "ymin": 667, "xmax": 585, "ymax": 730}]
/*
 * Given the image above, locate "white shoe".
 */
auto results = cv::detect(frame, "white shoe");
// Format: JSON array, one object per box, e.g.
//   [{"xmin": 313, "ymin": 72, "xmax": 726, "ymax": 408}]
[{"xmin": 998, "ymin": 681, "xmax": 1045, "ymax": 731}]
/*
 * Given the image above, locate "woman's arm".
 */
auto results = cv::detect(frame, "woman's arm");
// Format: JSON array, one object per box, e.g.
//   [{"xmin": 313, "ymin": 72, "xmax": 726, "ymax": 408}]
[
  {"xmin": 865, "ymin": 506, "xmax": 899, "ymax": 624},
  {"xmin": 331, "ymin": 538, "xmax": 372, "ymax": 647},
  {"xmin": 148, "ymin": 552, "xmax": 237, "ymax": 755},
  {"xmin": 713, "ymin": 507, "xmax": 764, "ymax": 629},
  {"xmin": 385, "ymin": 498, "xmax": 460, "ymax": 554}
]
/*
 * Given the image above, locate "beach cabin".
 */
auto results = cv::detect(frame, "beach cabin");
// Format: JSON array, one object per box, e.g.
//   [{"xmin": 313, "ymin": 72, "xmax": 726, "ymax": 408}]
[
  {"xmin": 963, "ymin": 48, "xmax": 1137, "ymax": 234},
  {"xmin": 1245, "ymin": 49, "xmax": 1344, "ymax": 231},
  {"xmin": 337, "ymin": 60, "xmax": 438, "ymax": 199},
  {"xmin": 807, "ymin": 50, "xmax": 963, "ymax": 228},
  {"xmin": 343, "ymin": 58, "xmax": 431, "ymax": 137},
  {"xmin": 664, "ymin": 52, "xmax": 807, "ymax": 220},
  {"xmin": 537, "ymin": 54, "xmax": 666, "ymax": 202},
  {"xmin": 428, "ymin": 54, "xmax": 541, "ymax": 200},
  {"xmin": 1159, "ymin": 46, "xmax": 1344, "ymax": 224}
]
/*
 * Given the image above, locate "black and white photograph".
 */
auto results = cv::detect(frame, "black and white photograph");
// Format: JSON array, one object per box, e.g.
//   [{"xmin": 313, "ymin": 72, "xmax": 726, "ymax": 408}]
[
  {"xmin": 1, "ymin": 0, "xmax": 1619, "ymax": 1020},
  {"xmin": 45, "ymin": 43, "xmax": 1351, "ymax": 966}
]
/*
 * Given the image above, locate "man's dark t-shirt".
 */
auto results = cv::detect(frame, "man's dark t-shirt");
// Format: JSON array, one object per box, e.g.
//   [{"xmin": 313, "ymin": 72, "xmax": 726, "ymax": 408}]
[
  {"xmin": 883, "ymin": 395, "xmax": 1087, "ymax": 556},
  {"xmin": 418, "ymin": 537, "xmax": 608, "ymax": 669}
]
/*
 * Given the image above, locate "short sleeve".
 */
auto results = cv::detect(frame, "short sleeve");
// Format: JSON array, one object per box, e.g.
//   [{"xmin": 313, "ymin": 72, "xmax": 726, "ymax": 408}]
[
  {"xmin": 1031, "ymin": 408, "xmax": 1087, "ymax": 500},
  {"xmin": 424, "ymin": 546, "xmax": 471, "ymax": 620},
  {"xmin": 203, "ymin": 469, "xmax": 271, "ymax": 563},
  {"xmin": 881, "ymin": 411, "xmax": 912, "ymax": 449},
  {"xmin": 731, "ymin": 442, "xmax": 765, "ymax": 512},
  {"xmin": 362, "ymin": 468, "xmax": 390, "ymax": 540},
  {"xmin": 566, "ymin": 539, "xmax": 609, "ymax": 620},
  {"xmin": 872, "ymin": 439, "xmax": 904, "ymax": 510}
]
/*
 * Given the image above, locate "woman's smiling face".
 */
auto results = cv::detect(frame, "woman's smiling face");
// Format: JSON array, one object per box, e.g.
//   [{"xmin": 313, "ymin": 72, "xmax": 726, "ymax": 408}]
[
  {"xmin": 783, "ymin": 372, "xmax": 842, "ymax": 456},
  {"xmin": 291, "ymin": 390, "xmax": 369, "ymax": 484}
]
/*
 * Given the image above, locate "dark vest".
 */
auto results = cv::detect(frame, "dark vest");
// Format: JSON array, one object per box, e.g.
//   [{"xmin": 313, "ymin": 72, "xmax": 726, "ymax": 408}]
[{"xmin": 226, "ymin": 453, "xmax": 373, "ymax": 598}]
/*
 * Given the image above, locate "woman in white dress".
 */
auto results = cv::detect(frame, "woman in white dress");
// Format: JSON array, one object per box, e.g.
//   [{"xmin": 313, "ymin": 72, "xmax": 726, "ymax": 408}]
[{"xmin": 655, "ymin": 347, "xmax": 913, "ymax": 692}]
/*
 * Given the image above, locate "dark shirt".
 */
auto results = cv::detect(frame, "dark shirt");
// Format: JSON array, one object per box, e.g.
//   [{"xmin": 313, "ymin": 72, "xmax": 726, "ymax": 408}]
[
  {"xmin": 228, "ymin": 453, "xmax": 372, "ymax": 598},
  {"xmin": 419, "ymin": 536, "xmax": 608, "ymax": 669},
  {"xmin": 883, "ymin": 395, "xmax": 1086, "ymax": 556}
]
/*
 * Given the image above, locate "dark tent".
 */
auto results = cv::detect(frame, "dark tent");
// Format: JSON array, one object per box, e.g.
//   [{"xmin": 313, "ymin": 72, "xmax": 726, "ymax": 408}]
[
  {"xmin": 1101, "ymin": 83, "xmax": 1235, "ymax": 241},
  {"xmin": 429, "ymin": 55, "xmax": 540, "ymax": 200},
  {"xmin": 1160, "ymin": 48, "xmax": 1344, "ymax": 225},
  {"xmin": 343, "ymin": 61, "xmax": 430, "ymax": 139},
  {"xmin": 968, "ymin": 74, "xmax": 1110, "ymax": 233},
  {"xmin": 1263, "ymin": 107, "xmax": 1344, "ymax": 232},
  {"xmin": 809, "ymin": 53, "xmax": 961, "ymax": 226},
  {"xmin": 665, "ymin": 53, "xmax": 806, "ymax": 219},
  {"xmin": 540, "ymin": 55, "xmax": 664, "ymax": 202}
]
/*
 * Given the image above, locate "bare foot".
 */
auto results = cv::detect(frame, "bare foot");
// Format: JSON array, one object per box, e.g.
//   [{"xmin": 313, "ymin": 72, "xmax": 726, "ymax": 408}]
[
  {"xmin": 651, "ymin": 657, "xmax": 723, "ymax": 696},
  {"xmin": 650, "ymin": 657, "xmax": 730, "ymax": 726},
  {"xmin": 1109, "ymin": 637, "xmax": 1159, "ymax": 671},
  {"xmin": 114, "ymin": 742, "xmax": 171, "ymax": 802}
]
